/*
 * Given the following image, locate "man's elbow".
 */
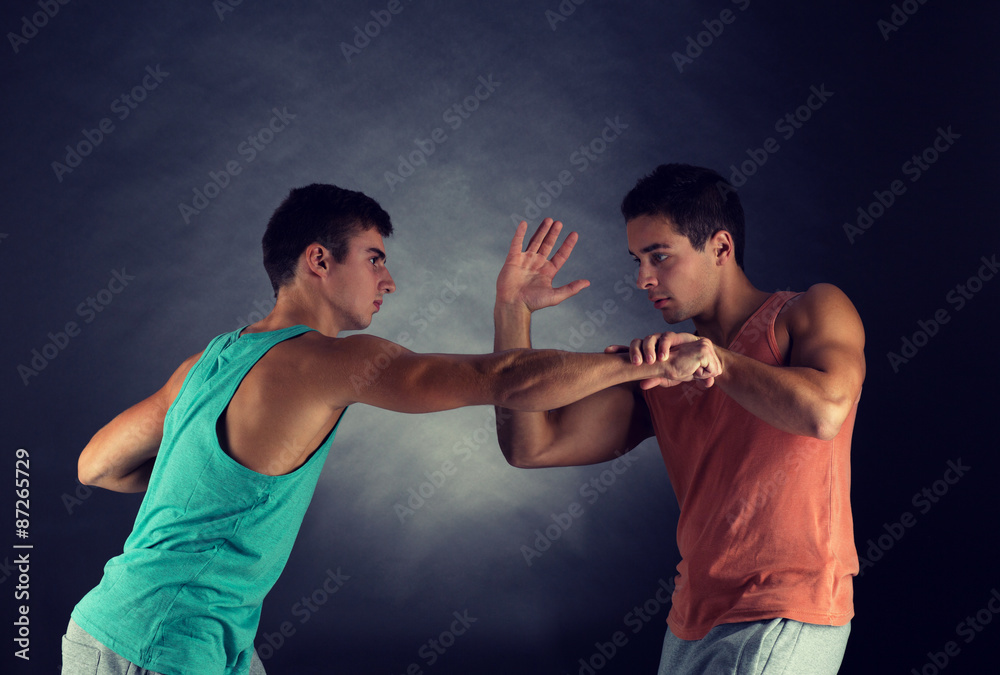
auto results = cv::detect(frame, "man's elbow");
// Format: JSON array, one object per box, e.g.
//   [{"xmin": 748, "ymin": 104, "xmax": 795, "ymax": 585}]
[
  {"xmin": 501, "ymin": 446, "xmax": 537, "ymax": 469},
  {"xmin": 810, "ymin": 400, "xmax": 853, "ymax": 441},
  {"xmin": 500, "ymin": 442, "xmax": 552, "ymax": 469},
  {"xmin": 77, "ymin": 461, "xmax": 102, "ymax": 488},
  {"xmin": 77, "ymin": 449, "xmax": 109, "ymax": 488},
  {"xmin": 505, "ymin": 455, "xmax": 551, "ymax": 469},
  {"xmin": 812, "ymin": 419, "xmax": 842, "ymax": 442}
]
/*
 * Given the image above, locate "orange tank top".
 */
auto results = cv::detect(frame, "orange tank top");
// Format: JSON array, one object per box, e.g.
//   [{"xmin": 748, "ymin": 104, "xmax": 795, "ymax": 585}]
[{"xmin": 643, "ymin": 291, "xmax": 858, "ymax": 640}]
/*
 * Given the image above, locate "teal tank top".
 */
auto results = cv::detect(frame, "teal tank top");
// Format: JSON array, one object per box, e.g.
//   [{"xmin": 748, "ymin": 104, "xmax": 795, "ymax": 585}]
[{"xmin": 72, "ymin": 325, "xmax": 343, "ymax": 674}]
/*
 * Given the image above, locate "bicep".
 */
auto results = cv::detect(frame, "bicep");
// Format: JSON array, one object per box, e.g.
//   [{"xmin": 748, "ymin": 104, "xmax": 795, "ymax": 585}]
[
  {"xmin": 332, "ymin": 336, "xmax": 488, "ymax": 413},
  {"xmin": 788, "ymin": 285, "xmax": 866, "ymax": 400}
]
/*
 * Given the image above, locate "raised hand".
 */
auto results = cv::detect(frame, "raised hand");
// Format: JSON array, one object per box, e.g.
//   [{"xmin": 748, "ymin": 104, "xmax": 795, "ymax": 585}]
[{"xmin": 496, "ymin": 218, "xmax": 590, "ymax": 312}]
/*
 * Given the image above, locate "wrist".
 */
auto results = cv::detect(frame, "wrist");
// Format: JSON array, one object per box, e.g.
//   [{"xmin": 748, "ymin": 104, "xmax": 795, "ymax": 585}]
[
  {"xmin": 493, "ymin": 299, "xmax": 532, "ymax": 321},
  {"xmin": 714, "ymin": 345, "xmax": 735, "ymax": 382},
  {"xmin": 493, "ymin": 302, "xmax": 533, "ymax": 350}
]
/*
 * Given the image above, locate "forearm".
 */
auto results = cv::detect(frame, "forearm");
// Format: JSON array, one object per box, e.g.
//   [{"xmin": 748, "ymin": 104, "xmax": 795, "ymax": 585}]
[
  {"xmin": 491, "ymin": 303, "xmax": 650, "ymax": 409},
  {"xmin": 491, "ymin": 303, "xmax": 650, "ymax": 467},
  {"xmin": 85, "ymin": 456, "xmax": 156, "ymax": 493},
  {"xmin": 493, "ymin": 302, "xmax": 572, "ymax": 468},
  {"xmin": 492, "ymin": 302, "xmax": 549, "ymax": 464},
  {"xmin": 715, "ymin": 347, "xmax": 857, "ymax": 440},
  {"xmin": 77, "ymin": 352, "xmax": 196, "ymax": 492},
  {"xmin": 489, "ymin": 347, "xmax": 645, "ymax": 411},
  {"xmin": 78, "ymin": 405, "xmax": 163, "ymax": 492}
]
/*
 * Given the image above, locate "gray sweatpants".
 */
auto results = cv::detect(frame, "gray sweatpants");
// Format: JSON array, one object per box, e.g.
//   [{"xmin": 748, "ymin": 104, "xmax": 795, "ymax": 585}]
[
  {"xmin": 61, "ymin": 619, "xmax": 267, "ymax": 675},
  {"xmin": 657, "ymin": 619, "xmax": 850, "ymax": 675}
]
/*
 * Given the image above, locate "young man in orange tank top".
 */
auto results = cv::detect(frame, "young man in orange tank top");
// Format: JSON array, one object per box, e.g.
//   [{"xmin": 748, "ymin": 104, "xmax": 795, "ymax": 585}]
[{"xmin": 493, "ymin": 164, "xmax": 865, "ymax": 674}]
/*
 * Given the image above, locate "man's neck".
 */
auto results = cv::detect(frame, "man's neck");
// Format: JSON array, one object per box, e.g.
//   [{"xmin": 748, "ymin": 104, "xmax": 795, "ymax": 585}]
[
  {"xmin": 691, "ymin": 274, "xmax": 771, "ymax": 348},
  {"xmin": 245, "ymin": 287, "xmax": 341, "ymax": 337}
]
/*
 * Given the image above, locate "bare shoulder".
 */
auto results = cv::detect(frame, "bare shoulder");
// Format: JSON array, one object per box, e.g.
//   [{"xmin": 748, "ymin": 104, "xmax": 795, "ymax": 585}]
[
  {"xmin": 785, "ymin": 283, "xmax": 855, "ymax": 311},
  {"xmin": 269, "ymin": 331, "xmax": 414, "ymax": 406},
  {"xmin": 285, "ymin": 331, "xmax": 409, "ymax": 364},
  {"xmin": 782, "ymin": 283, "xmax": 864, "ymax": 339}
]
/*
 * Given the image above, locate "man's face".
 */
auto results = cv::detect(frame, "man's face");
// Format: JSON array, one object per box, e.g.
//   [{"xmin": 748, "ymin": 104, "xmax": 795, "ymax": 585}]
[
  {"xmin": 626, "ymin": 214, "xmax": 717, "ymax": 324},
  {"xmin": 323, "ymin": 227, "xmax": 396, "ymax": 331}
]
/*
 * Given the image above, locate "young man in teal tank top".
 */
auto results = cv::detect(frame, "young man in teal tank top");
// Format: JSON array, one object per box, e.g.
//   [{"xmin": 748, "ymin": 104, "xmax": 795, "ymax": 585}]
[
  {"xmin": 492, "ymin": 164, "xmax": 866, "ymax": 674},
  {"xmin": 63, "ymin": 184, "xmax": 724, "ymax": 675}
]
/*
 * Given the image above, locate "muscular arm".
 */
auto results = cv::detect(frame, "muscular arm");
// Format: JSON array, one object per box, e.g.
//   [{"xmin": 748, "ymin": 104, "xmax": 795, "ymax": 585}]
[
  {"xmin": 493, "ymin": 303, "xmax": 653, "ymax": 468},
  {"xmin": 713, "ymin": 284, "xmax": 865, "ymax": 440},
  {"xmin": 325, "ymin": 331, "xmax": 705, "ymax": 420},
  {"xmin": 78, "ymin": 352, "xmax": 201, "ymax": 492}
]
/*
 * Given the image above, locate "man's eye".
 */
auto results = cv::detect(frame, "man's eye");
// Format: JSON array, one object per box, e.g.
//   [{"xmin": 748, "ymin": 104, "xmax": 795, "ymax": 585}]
[{"xmin": 653, "ymin": 254, "xmax": 669, "ymax": 262}]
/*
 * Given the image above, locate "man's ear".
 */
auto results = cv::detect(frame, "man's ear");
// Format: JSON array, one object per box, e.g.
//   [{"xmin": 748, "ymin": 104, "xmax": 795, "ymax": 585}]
[
  {"xmin": 710, "ymin": 230, "xmax": 734, "ymax": 266},
  {"xmin": 303, "ymin": 244, "xmax": 331, "ymax": 276}
]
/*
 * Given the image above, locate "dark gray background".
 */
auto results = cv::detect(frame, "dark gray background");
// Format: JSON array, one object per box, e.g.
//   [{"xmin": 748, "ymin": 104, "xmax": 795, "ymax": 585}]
[{"xmin": 3, "ymin": 1, "xmax": 999, "ymax": 673}]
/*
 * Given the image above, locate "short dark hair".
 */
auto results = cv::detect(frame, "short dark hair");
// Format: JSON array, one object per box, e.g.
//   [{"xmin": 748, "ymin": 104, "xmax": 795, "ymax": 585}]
[
  {"xmin": 621, "ymin": 164, "xmax": 745, "ymax": 268},
  {"xmin": 262, "ymin": 184, "xmax": 393, "ymax": 295}
]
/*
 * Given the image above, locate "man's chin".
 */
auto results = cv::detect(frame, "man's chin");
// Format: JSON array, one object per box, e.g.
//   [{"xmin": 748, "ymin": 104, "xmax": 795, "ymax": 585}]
[
  {"xmin": 346, "ymin": 316, "xmax": 373, "ymax": 332},
  {"xmin": 659, "ymin": 309, "xmax": 688, "ymax": 325}
]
